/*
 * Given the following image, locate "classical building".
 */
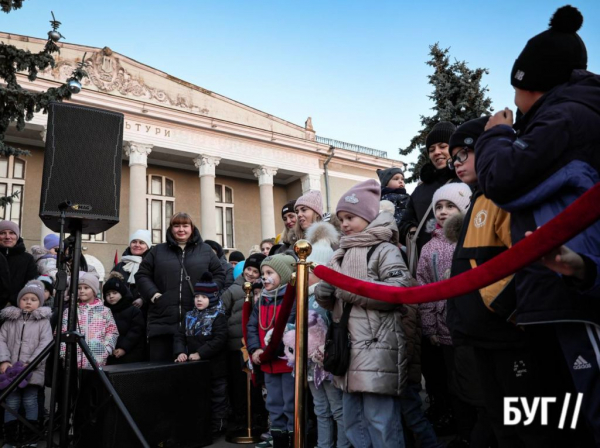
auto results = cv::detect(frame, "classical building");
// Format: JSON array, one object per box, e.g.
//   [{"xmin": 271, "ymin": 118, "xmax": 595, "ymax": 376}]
[{"xmin": 1, "ymin": 32, "xmax": 404, "ymax": 277}]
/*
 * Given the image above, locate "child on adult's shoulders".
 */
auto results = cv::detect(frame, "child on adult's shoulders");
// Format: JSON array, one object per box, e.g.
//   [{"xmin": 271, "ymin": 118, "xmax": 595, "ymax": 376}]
[{"xmin": 377, "ymin": 167, "xmax": 410, "ymax": 228}]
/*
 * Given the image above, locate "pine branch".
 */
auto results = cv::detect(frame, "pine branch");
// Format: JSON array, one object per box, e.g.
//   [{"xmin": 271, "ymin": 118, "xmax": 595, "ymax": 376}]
[
  {"xmin": 0, "ymin": 0, "xmax": 24, "ymax": 13},
  {"xmin": 399, "ymin": 43, "xmax": 493, "ymax": 183},
  {"xmin": 0, "ymin": 188, "xmax": 20, "ymax": 209},
  {"xmin": 0, "ymin": 10, "xmax": 86, "ymax": 206}
]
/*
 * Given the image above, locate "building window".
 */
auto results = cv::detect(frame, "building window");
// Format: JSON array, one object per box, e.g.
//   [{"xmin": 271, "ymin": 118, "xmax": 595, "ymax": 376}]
[
  {"xmin": 82, "ymin": 232, "xmax": 106, "ymax": 242},
  {"xmin": 0, "ymin": 156, "xmax": 25, "ymax": 228},
  {"xmin": 146, "ymin": 175, "xmax": 175, "ymax": 244},
  {"xmin": 215, "ymin": 184, "xmax": 234, "ymax": 249}
]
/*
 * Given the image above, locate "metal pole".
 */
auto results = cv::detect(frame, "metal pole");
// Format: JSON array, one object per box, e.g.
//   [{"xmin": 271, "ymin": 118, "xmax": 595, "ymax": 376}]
[
  {"xmin": 59, "ymin": 220, "xmax": 82, "ymax": 446},
  {"xmin": 293, "ymin": 240, "xmax": 311, "ymax": 448},
  {"xmin": 226, "ymin": 282, "xmax": 262, "ymax": 444}
]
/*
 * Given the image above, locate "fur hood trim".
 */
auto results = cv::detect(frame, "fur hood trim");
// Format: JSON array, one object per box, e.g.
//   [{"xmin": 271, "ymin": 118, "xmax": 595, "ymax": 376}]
[
  {"xmin": 305, "ymin": 221, "xmax": 340, "ymax": 247},
  {"xmin": 0, "ymin": 306, "xmax": 52, "ymax": 321},
  {"xmin": 444, "ymin": 213, "xmax": 465, "ymax": 244}
]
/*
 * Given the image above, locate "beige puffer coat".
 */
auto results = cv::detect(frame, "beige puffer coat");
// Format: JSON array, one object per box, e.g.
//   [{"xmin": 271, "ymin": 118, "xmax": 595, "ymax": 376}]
[{"xmin": 315, "ymin": 212, "xmax": 413, "ymax": 397}]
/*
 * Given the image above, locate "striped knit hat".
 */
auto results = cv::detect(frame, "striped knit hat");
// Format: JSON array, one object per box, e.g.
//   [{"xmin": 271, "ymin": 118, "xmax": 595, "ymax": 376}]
[{"xmin": 194, "ymin": 272, "xmax": 220, "ymax": 306}]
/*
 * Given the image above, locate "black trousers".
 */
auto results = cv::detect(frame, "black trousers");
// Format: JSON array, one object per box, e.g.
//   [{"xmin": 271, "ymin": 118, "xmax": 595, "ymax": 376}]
[
  {"xmin": 421, "ymin": 337, "xmax": 450, "ymax": 410},
  {"xmin": 148, "ymin": 335, "xmax": 174, "ymax": 362},
  {"xmin": 211, "ymin": 376, "xmax": 229, "ymax": 430},
  {"xmin": 472, "ymin": 341, "xmax": 573, "ymax": 448}
]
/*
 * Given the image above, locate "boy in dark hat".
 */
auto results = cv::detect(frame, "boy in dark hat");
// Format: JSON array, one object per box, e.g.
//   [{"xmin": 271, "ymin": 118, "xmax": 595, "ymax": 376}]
[
  {"xmin": 174, "ymin": 272, "xmax": 229, "ymax": 435},
  {"xmin": 475, "ymin": 5, "xmax": 600, "ymax": 442},
  {"xmin": 228, "ymin": 250, "xmax": 245, "ymax": 268}
]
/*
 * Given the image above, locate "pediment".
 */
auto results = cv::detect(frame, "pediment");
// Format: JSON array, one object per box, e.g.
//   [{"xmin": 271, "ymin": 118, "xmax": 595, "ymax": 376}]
[{"xmin": 2, "ymin": 33, "xmax": 309, "ymax": 139}]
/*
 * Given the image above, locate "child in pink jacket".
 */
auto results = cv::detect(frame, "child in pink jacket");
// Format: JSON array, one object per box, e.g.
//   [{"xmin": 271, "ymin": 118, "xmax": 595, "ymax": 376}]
[{"xmin": 60, "ymin": 272, "xmax": 118, "ymax": 369}]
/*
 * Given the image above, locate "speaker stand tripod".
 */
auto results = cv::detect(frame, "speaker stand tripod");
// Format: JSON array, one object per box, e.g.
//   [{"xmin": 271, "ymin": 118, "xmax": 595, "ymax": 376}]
[{"xmin": 0, "ymin": 203, "xmax": 149, "ymax": 447}]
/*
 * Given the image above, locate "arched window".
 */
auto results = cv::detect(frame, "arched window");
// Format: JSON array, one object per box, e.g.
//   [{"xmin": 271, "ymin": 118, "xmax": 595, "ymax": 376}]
[
  {"xmin": 0, "ymin": 156, "xmax": 25, "ymax": 228},
  {"xmin": 146, "ymin": 175, "xmax": 175, "ymax": 244},
  {"xmin": 215, "ymin": 184, "xmax": 234, "ymax": 249}
]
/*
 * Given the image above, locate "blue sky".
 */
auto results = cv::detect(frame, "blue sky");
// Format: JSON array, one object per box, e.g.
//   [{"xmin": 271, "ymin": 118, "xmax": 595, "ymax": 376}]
[{"xmin": 2, "ymin": 0, "xmax": 599, "ymax": 178}]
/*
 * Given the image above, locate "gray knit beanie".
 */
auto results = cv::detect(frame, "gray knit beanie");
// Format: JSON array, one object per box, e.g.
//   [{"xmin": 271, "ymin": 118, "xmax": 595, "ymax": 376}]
[{"xmin": 17, "ymin": 280, "xmax": 46, "ymax": 305}]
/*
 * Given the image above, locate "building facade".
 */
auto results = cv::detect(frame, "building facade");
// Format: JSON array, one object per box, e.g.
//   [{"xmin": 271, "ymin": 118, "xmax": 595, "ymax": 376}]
[{"xmin": 1, "ymin": 33, "xmax": 403, "ymax": 277}]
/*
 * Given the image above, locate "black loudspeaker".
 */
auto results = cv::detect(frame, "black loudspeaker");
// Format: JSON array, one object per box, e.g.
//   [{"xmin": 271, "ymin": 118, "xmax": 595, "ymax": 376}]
[
  {"xmin": 39, "ymin": 102, "xmax": 124, "ymax": 234},
  {"xmin": 76, "ymin": 361, "xmax": 212, "ymax": 448}
]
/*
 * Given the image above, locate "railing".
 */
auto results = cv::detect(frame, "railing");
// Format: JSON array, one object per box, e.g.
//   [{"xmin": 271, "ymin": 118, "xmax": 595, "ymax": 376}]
[{"xmin": 316, "ymin": 136, "xmax": 388, "ymax": 158}]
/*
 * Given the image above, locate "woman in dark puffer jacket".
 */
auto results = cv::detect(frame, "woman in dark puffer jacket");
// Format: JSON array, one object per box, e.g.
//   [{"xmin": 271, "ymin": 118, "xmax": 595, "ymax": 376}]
[{"xmin": 136, "ymin": 212, "xmax": 225, "ymax": 361}]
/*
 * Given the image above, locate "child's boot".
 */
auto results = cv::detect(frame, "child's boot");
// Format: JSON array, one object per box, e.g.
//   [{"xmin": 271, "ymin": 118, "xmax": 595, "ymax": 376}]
[
  {"xmin": 270, "ymin": 429, "xmax": 288, "ymax": 448},
  {"xmin": 21, "ymin": 420, "xmax": 39, "ymax": 447},
  {"xmin": 2, "ymin": 420, "xmax": 19, "ymax": 448}
]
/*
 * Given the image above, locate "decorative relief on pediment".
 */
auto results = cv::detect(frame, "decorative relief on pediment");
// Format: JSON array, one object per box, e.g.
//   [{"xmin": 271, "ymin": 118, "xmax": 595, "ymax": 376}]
[{"xmin": 39, "ymin": 47, "xmax": 210, "ymax": 115}]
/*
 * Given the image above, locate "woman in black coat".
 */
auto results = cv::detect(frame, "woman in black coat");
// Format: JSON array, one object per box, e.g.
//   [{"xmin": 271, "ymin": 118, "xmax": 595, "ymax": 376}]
[
  {"xmin": 135, "ymin": 213, "xmax": 225, "ymax": 362},
  {"xmin": 0, "ymin": 221, "xmax": 37, "ymax": 307},
  {"xmin": 112, "ymin": 229, "xmax": 153, "ymax": 319},
  {"xmin": 103, "ymin": 272, "xmax": 146, "ymax": 364}
]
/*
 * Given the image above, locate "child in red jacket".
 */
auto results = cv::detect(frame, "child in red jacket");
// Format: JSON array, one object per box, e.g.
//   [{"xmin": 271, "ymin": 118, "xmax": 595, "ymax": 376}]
[{"xmin": 246, "ymin": 254, "xmax": 296, "ymax": 447}]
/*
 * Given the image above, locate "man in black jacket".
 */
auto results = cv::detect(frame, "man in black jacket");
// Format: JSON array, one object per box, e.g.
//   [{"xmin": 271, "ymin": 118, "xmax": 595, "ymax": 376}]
[{"xmin": 0, "ymin": 220, "xmax": 37, "ymax": 307}]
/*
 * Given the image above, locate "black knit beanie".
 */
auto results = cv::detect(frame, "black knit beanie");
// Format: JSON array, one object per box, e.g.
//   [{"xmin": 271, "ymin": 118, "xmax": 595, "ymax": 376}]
[
  {"xmin": 103, "ymin": 273, "xmax": 132, "ymax": 301},
  {"xmin": 449, "ymin": 117, "xmax": 490, "ymax": 151},
  {"xmin": 245, "ymin": 253, "xmax": 266, "ymax": 272},
  {"xmin": 229, "ymin": 251, "xmax": 245, "ymax": 263},
  {"xmin": 511, "ymin": 5, "xmax": 587, "ymax": 92},
  {"xmin": 425, "ymin": 122, "xmax": 456, "ymax": 153},
  {"xmin": 281, "ymin": 200, "xmax": 296, "ymax": 220}
]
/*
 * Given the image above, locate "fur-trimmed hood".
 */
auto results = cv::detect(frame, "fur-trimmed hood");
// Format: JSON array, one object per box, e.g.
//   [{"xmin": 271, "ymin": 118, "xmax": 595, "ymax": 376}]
[
  {"xmin": 0, "ymin": 306, "xmax": 52, "ymax": 321},
  {"xmin": 305, "ymin": 221, "xmax": 340, "ymax": 247},
  {"xmin": 443, "ymin": 213, "xmax": 465, "ymax": 244}
]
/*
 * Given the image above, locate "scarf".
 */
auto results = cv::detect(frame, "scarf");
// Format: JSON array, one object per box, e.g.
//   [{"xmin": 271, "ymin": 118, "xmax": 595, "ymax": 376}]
[
  {"xmin": 121, "ymin": 255, "xmax": 142, "ymax": 284},
  {"xmin": 330, "ymin": 224, "xmax": 392, "ymax": 280},
  {"xmin": 261, "ymin": 284, "xmax": 287, "ymax": 299},
  {"xmin": 185, "ymin": 300, "xmax": 225, "ymax": 337}
]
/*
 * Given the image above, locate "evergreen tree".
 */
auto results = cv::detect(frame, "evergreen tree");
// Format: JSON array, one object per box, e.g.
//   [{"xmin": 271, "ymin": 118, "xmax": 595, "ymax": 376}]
[
  {"xmin": 1, "ymin": 0, "xmax": 24, "ymax": 13},
  {"xmin": 399, "ymin": 43, "xmax": 493, "ymax": 183},
  {"xmin": 0, "ymin": 11, "xmax": 87, "ymax": 208}
]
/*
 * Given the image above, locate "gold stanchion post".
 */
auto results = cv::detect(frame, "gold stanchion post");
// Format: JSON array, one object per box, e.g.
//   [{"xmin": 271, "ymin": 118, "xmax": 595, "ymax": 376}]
[
  {"xmin": 226, "ymin": 282, "xmax": 262, "ymax": 444},
  {"xmin": 293, "ymin": 240, "xmax": 312, "ymax": 448}
]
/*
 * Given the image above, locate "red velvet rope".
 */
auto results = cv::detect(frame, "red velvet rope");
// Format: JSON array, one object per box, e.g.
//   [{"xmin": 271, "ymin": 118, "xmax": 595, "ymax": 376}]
[
  {"xmin": 314, "ymin": 183, "xmax": 600, "ymax": 305},
  {"xmin": 240, "ymin": 285, "xmax": 297, "ymax": 363}
]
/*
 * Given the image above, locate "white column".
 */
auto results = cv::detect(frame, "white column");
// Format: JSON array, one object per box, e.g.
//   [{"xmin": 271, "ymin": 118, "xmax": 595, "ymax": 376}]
[
  {"xmin": 301, "ymin": 173, "xmax": 321, "ymax": 193},
  {"xmin": 194, "ymin": 155, "xmax": 221, "ymax": 241},
  {"xmin": 253, "ymin": 166, "xmax": 278, "ymax": 239},
  {"xmin": 124, "ymin": 142, "xmax": 153, "ymax": 237}
]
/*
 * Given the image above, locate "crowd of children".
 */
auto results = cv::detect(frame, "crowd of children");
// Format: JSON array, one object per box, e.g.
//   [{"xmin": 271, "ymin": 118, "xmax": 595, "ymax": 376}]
[{"xmin": 0, "ymin": 4, "xmax": 598, "ymax": 448}]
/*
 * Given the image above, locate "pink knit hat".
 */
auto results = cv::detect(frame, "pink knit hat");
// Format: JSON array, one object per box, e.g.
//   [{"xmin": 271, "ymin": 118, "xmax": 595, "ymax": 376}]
[
  {"xmin": 336, "ymin": 179, "xmax": 381, "ymax": 223},
  {"xmin": 295, "ymin": 190, "xmax": 323, "ymax": 218}
]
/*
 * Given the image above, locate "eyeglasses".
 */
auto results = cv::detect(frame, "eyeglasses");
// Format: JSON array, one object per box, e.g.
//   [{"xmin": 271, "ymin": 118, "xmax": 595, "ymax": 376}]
[{"xmin": 447, "ymin": 147, "xmax": 471, "ymax": 170}]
